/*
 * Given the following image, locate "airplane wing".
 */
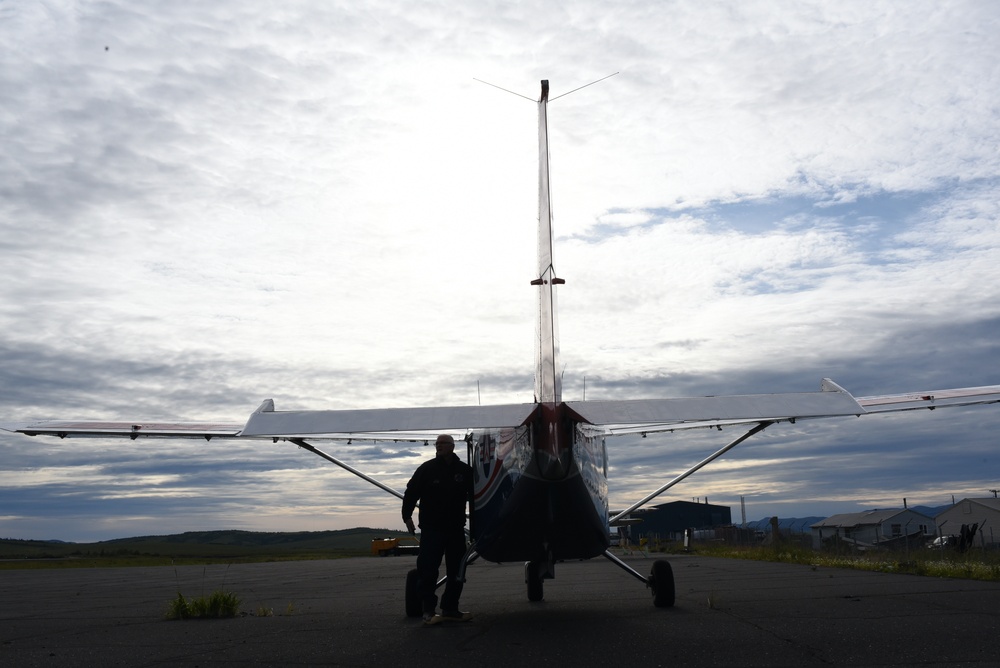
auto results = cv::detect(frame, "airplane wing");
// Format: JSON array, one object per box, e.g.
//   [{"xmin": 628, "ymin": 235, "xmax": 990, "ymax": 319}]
[
  {"xmin": 0, "ymin": 400, "xmax": 540, "ymax": 441},
  {"xmin": 6, "ymin": 381, "xmax": 999, "ymax": 442},
  {"xmin": 854, "ymin": 384, "xmax": 1000, "ymax": 413},
  {"xmin": 238, "ymin": 399, "xmax": 538, "ymax": 437},
  {"xmin": 568, "ymin": 378, "xmax": 1000, "ymax": 437},
  {"xmin": 0, "ymin": 420, "xmax": 246, "ymax": 440}
]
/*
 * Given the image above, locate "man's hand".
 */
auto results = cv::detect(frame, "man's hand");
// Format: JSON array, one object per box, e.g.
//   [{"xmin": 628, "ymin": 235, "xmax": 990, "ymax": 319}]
[{"xmin": 404, "ymin": 517, "xmax": 416, "ymax": 534}]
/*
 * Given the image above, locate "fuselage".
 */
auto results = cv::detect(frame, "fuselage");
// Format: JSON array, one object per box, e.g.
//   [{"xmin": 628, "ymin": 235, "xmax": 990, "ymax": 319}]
[
  {"xmin": 468, "ymin": 402, "xmax": 609, "ymax": 562},
  {"xmin": 466, "ymin": 80, "xmax": 610, "ymax": 564}
]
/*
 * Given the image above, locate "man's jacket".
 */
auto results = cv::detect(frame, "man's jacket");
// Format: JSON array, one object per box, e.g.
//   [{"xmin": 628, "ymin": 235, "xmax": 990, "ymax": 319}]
[{"xmin": 402, "ymin": 453, "xmax": 474, "ymax": 531}]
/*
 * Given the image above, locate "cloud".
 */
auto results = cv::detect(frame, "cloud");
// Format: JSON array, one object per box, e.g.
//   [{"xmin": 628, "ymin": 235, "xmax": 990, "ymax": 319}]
[{"xmin": 2, "ymin": 1, "xmax": 1000, "ymax": 541}]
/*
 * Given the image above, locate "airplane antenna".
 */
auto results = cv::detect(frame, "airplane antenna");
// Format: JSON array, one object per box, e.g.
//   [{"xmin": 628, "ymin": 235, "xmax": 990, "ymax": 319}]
[
  {"xmin": 549, "ymin": 71, "xmax": 619, "ymax": 101},
  {"xmin": 472, "ymin": 78, "xmax": 536, "ymax": 102},
  {"xmin": 477, "ymin": 380, "xmax": 482, "ymax": 406},
  {"xmin": 473, "ymin": 71, "xmax": 619, "ymax": 103}
]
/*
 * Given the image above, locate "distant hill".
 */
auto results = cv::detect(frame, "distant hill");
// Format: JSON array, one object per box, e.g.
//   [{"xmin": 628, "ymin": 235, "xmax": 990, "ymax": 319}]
[
  {"xmin": 102, "ymin": 527, "xmax": 407, "ymax": 549},
  {"xmin": 0, "ymin": 528, "xmax": 413, "ymax": 562}
]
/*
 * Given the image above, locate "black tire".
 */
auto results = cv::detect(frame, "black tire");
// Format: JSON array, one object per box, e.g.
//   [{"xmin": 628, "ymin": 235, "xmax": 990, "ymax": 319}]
[
  {"xmin": 405, "ymin": 568, "xmax": 422, "ymax": 617},
  {"xmin": 525, "ymin": 561, "xmax": 544, "ymax": 602},
  {"xmin": 650, "ymin": 559, "xmax": 675, "ymax": 608}
]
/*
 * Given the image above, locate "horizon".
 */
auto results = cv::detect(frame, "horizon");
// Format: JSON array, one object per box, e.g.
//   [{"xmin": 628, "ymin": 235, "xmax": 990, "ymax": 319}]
[{"xmin": 2, "ymin": 502, "xmax": 966, "ymax": 545}]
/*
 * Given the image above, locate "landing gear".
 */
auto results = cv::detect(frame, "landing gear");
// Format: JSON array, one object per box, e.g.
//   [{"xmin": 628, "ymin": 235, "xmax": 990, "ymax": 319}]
[
  {"xmin": 405, "ymin": 568, "xmax": 421, "ymax": 617},
  {"xmin": 525, "ymin": 561, "xmax": 544, "ymax": 602},
  {"xmin": 649, "ymin": 559, "xmax": 675, "ymax": 608},
  {"xmin": 602, "ymin": 550, "xmax": 675, "ymax": 608}
]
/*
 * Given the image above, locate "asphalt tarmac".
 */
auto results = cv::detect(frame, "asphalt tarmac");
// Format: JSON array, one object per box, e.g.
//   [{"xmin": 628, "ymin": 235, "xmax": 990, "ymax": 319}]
[{"xmin": 2, "ymin": 553, "xmax": 998, "ymax": 667}]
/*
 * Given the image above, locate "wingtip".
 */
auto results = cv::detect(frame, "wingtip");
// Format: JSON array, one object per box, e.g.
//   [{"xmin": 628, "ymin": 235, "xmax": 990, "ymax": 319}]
[{"xmin": 821, "ymin": 378, "xmax": 850, "ymax": 394}]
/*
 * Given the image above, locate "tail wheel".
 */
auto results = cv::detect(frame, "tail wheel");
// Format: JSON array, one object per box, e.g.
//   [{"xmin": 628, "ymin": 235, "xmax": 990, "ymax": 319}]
[
  {"xmin": 525, "ymin": 561, "xmax": 544, "ymax": 602},
  {"xmin": 649, "ymin": 559, "xmax": 675, "ymax": 608},
  {"xmin": 405, "ymin": 568, "xmax": 422, "ymax": 617}
]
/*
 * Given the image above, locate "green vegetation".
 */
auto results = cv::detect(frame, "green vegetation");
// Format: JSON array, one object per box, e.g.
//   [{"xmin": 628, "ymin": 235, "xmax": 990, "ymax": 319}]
[
  {"xmin": 160, "ymin": 564, "xmax": 293, "ymax": 620},
  {"xmin": 166, "ymin": 590, "xmax": 242, "ymax": 620},
  {"xmin": 658, "ymin": 539, "xmax": 1000, "ymax": 582},
  {"xmin": 0, "ymin": 528, "xmax": 413, "ymax": 569}
]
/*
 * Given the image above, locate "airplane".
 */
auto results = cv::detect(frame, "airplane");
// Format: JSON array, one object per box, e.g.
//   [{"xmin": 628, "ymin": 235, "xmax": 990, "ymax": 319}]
[{"xmin": 4, "ymin": 79, "xmax": 1000, "ymax": 612}]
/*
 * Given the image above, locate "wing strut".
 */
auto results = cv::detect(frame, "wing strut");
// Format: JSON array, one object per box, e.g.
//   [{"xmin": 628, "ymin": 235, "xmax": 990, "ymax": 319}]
[
  {"xmin": 290, "ymin": 438, "xmax": 406, "ymax": 501},
  {"xmin": 609, "ymin": 421, "xmax": 772, "ymax": 524},
  {"xmin": 602, "ymin": 549, "xmax": 650, "ymax": 584}
]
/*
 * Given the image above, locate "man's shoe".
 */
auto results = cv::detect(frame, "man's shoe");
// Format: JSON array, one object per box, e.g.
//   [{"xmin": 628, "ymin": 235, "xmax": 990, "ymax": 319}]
[
  {"xmin": 422, "ymin": 612, "xmax": 437, "ymax": 625},
  {"xmin": 440, "ymin": 609, "xmax": 472, "ymax": 621}
]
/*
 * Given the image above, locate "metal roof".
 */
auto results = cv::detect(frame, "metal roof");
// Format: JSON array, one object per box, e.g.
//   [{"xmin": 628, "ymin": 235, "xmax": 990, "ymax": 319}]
[{"xmin": 810, "ymin": 508, "xmax": 933, "ymax": 529}]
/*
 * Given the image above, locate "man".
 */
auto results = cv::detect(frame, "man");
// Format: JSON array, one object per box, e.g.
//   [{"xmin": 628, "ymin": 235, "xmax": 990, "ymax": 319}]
[{"xmin": 402, "ymin": 433, "xmax": 474, "ymax": 623}]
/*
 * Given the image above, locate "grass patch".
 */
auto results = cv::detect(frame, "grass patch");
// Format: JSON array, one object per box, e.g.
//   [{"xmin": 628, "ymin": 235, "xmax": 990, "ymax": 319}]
[
  {"xmin": 676, "ymin": 541, "xmax": 1000, "ymax": 582},
  {"xmin": 166, "ymin": 590, "xmax": 242, "ymax": 620}
]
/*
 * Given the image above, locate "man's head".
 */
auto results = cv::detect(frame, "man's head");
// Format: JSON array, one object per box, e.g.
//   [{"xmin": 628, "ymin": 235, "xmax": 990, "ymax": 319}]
[{"xmin": 434, "ymin": 434, "xmax": 455, "ymax": 458}]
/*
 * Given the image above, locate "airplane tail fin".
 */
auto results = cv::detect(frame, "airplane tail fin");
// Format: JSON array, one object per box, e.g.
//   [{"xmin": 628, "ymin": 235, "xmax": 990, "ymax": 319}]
[{"xmin": 533, "ymin": 80, "xmax": 563, "ymax": 404}]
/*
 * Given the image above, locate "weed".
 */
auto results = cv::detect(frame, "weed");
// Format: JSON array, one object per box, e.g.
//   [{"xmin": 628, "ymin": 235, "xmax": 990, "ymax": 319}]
[
  {"xmin": 707, "ymin": 590, "xmax": 719, "ymax": 609},
  {"xmin": 165, "ymin": 589, "xmax": 241, "ymax": 620},
  {"xmin": 689, "ymin": 541, "xmax": 1000, "ymax": 582},
  {"xmin": 166, "ymin": 592, "xmax": 191, "ymax": 620}
]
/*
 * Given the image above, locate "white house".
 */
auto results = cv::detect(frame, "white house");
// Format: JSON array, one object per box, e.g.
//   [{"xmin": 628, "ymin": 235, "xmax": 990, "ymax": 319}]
[
  {"xmin": 810, "ymin": 508, "xmax": 934, "ymax": 550},
  {"xmin": 933, "ymin": 498, "xmax": 1000, "ymax": 547}
]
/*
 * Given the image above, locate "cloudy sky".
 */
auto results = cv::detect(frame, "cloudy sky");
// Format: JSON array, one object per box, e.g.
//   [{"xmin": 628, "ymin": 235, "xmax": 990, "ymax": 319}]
[{"xmin": 3, "ymin": 1, "xmax": 999, "ymax": 542}]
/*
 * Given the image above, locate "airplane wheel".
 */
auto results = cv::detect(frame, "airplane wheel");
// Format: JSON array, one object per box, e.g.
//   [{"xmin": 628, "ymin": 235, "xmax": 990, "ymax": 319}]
[
  {"xmin": 650, "ymin": 559, "xmax": 675, "ymax": 608},
  {"xmin": 525, "ymin": 561, "xmax": 544, "ymax": 602},
  {"xmin": 405, "ymin": 568, "xmax": 422, "ymax": 617}
]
